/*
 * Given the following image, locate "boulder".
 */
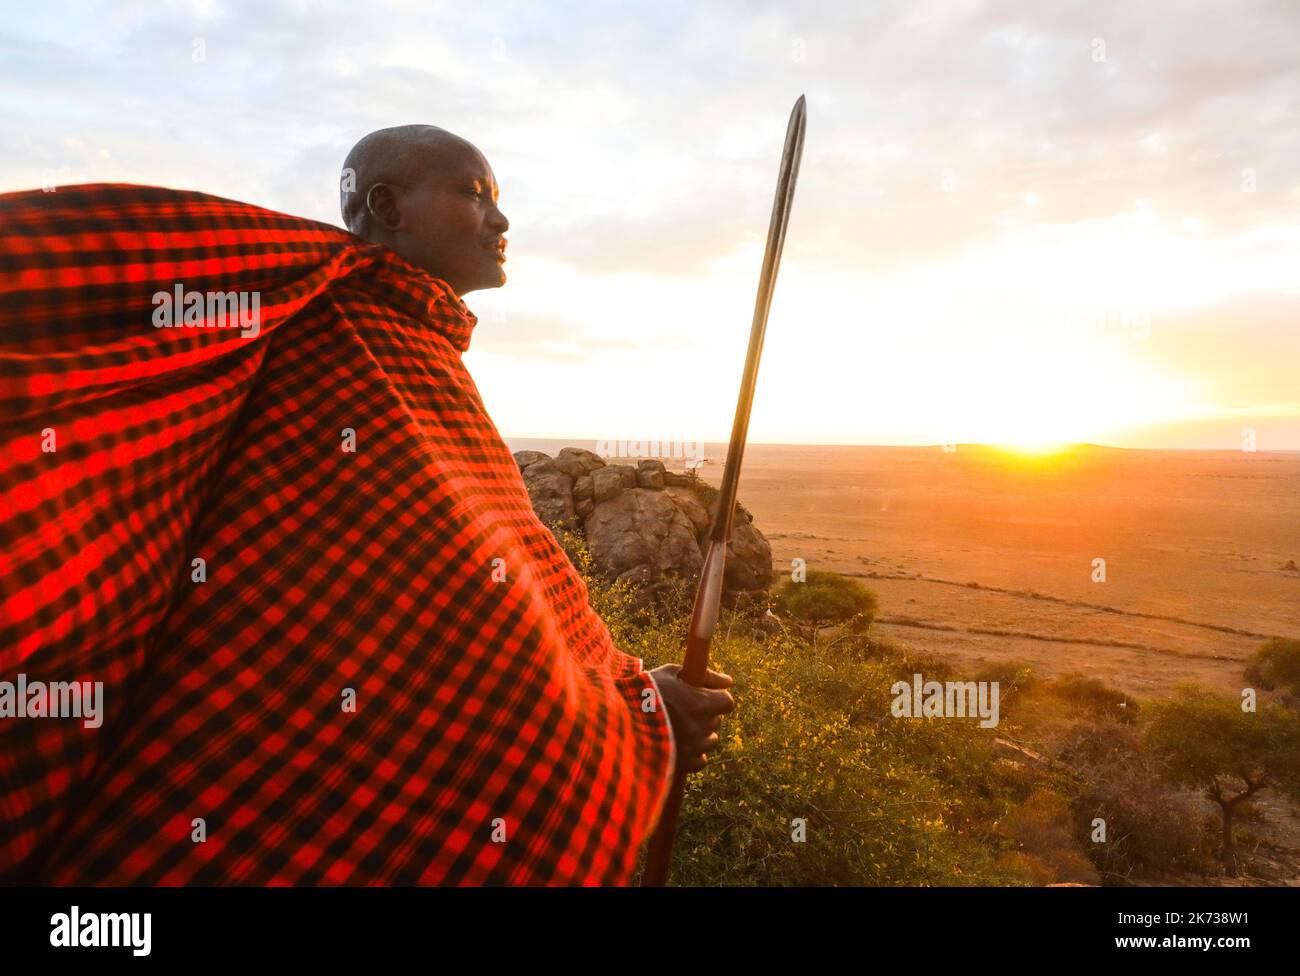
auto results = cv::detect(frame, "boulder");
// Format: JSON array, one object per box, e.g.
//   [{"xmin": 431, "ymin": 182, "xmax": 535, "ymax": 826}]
[
  {"xmin": 524, "ymin": 457, "xmax": 558, "ymax": 475},
  {"xmin": 552, "ymin": 452, "xmax": 588, "ymax": 479},
  {"xmin": 521, "ymin": 461, "xmax": 576, "ymax": 530},
  {"xmin": 557, "ymin": 447, "xmax": 607, "ymax": 475},
  {"xmin": 704, "ymin": 494, "xmax": 773, "ymax": 596},
  {"xmin": 513, "ymin": 450, "xmax": 551, "ymax": 470},
  {"xmin": 636, "ymin": 458, "xmax": 666, "ymax": 489},
  {"xmin": 665, "ymin": 486, "xmax": 710, "ymax": 541},
  {"xmin": 509, "ymin": 445, "xmax": 773, "ymax": 613},
  {"xmin": 584, "ymin": 488, "xmax": 703, "ymax": 593},
  {"xmin": 591, "ymin": 466, "xmax": 625, "ymax": 503}
]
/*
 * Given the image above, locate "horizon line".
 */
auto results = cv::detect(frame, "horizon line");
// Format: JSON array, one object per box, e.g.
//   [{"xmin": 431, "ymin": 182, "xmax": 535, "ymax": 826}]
[{"xmin": 502, "ymin": 436, "xmax": 1300, "ymax": 454}]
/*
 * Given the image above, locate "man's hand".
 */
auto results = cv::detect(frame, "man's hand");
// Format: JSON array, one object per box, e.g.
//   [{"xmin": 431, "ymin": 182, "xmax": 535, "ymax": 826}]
[{"xmin": 647, "ymin": 664, "xmax": 735, "ymax": 774}]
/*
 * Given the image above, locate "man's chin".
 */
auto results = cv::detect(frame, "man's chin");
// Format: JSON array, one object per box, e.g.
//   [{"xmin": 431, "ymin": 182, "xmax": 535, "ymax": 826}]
[{"xmin": 474, "ymin": 269, "xmax": 507, "ymax": 293}]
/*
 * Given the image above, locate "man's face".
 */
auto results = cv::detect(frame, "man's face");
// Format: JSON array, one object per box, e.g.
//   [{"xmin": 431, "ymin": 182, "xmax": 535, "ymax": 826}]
[{"xmin": 397, "ymin": 142, "xmax": 509, "ymax": 297}]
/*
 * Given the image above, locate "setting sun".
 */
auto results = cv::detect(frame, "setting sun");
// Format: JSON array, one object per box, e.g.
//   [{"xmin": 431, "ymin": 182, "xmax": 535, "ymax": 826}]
[{"xmin": 994, "ymin": 440, "xmax": 1071, "ymax": 458}]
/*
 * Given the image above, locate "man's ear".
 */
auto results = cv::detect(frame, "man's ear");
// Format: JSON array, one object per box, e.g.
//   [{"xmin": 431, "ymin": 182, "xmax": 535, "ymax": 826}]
[{"xmin": 365, "ymin": 183, "xmax": 403, "ymax": 232}]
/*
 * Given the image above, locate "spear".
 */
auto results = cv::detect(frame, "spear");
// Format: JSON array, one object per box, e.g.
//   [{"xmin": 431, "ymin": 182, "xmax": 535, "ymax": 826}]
[{"xmin": 641, "ymin": 94, "xmax": 807, "ymax": 886}]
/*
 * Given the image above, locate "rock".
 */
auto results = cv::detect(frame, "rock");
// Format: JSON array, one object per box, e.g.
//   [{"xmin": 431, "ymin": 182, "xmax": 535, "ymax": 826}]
[
  {"xmin": 513, "ymin": 445, "xmax": 774, "ymax": 613},
  {"xmin": 584, "ymin": 488, "xmax": 703, "ymax": 593},
  {"xmin": 665, "ymin": 486, "xmax": 710, "ymax": 541},
  {"xmin": 513, "ymin": 450, "xmax": 551, "ymax": 470},
  {"xmin": 692, "ymin": 479, "xmax": 721, "ymax": 509},
  {"xmin": 591, "ymin": 466, "xmax": 625, "ymax": 503},
  {"xmin": 557, "ymin": 447, "xmax": 607, "ymax": 475},
  {"xmin": 759, "ymin": 608, "xmax": 788, "ymax": 635},
  {"xmin": 521, "ymin": 462, "xmax": 576, "ymax": 530},
  {"xmin": 705, "ymin": 495, "xmax": 773, "ymax": 595},
  {"xmin": 727, "ymin": 520, "xmax": 773, "ymax": 593},
  {"xmin": 615, "ymin": 564, "xmax": 654, "ymax": 588},
  {"xmin": 636, "ymin": 458, "xmax": 666, "ymax": 489},
  {"xmin": 524, "ymin": 457, "xmax": 558, "ymax": 476},
  {"xmin": 553, "ymin": 452, "xmax": 587, "ymax": 478}
]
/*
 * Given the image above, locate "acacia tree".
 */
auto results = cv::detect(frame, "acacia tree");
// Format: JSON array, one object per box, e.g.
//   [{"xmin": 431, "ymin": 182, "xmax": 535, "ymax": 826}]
[
  {"xmin": 770, "ymin": 569, "xmax": 878, "ymax": 645},
  {"xmin": 1144, "ymin": 685, "xmax": 1300, "ymax": 875}
]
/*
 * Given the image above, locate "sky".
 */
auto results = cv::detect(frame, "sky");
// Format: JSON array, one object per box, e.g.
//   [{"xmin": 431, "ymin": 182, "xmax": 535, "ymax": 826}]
[{"xmin": 4, "ymin": 0, "xmax": 1298, "ymax": 450}]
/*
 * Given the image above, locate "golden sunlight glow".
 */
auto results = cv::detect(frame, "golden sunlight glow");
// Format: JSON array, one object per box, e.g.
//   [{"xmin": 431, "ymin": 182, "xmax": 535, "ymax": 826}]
[
  {"xmin": 994, "ymin": 440, "xmax": 1071, "ymax": 457},
  {"xmin": 465, "ymin": 113, "xmax": 1299, "ymax": 453}
]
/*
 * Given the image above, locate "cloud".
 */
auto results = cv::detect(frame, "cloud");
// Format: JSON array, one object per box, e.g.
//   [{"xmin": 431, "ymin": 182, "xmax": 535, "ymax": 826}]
[{"xmin": 3, "ymin": 0, "xmax": 1297, "ymax": 445}]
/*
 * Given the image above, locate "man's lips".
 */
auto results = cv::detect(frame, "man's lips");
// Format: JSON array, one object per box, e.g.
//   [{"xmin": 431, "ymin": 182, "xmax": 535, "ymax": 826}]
[{"xmin": 486, "ymin": 240, "xmax": 507, "ymax": 263}]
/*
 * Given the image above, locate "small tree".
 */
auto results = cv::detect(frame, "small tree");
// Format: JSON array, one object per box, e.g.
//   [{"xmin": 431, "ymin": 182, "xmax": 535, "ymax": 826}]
[
  {"xmin": 1145, "ymin": 685, "xmax": 1300, "ymax": 875},
  {"xmin": 1245, "ymin": 637, "xmax": 1300, "ymax": 700},
  {"xmin": 770, "ymin": 569, "xmax": 878, "ymax": 644}
]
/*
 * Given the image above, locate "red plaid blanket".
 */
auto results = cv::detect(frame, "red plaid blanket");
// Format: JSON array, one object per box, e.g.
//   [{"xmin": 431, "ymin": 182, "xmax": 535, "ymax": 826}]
[{"xmin": 0, "ymin": 184, "xmax": 674, "ymax": 884}]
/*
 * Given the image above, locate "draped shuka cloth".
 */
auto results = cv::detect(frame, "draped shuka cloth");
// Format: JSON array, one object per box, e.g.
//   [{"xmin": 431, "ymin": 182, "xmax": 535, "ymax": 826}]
[{"xmin": 0, "ymin": 184, "xmax": 675, "ymax": 884}]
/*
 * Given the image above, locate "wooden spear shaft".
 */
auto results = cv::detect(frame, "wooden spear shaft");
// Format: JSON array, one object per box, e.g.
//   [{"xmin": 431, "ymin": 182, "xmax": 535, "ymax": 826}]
[{"xmin": 641, "ymin": 94, "xmax": 807, "ymax": 886}]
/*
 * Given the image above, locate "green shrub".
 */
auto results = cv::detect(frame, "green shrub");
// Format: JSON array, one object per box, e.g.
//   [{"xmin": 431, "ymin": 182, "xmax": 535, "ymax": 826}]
[
  {"xmin": 771, "ymin": 569, "xmax": 878, "ymax": 640},
  {"xmin": 578, "ymin": 561, "xmax": 1035, "ymax": 885},
  {"xmin": 1050, "ymin": 717, "xmax": 1217, "ymax": 880},
  {"xmin": 1245, "ymin": 637, "xmax": 1300, "ymax": 699},
  {"xmin": 1050, "ymin": 673, "xmax": 1139, "ymax": 723},
  {"xmin": 994, "ymin": 788, "xmax": 1100, "ymax": 885},
  {"xmin": 972, "ymin": 660, "xmax": 1038, "ymax": 708}
]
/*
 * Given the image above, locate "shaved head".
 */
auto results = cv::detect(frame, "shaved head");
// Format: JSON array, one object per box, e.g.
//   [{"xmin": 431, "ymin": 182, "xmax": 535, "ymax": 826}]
[
  {"xmin": 340, "ymin": 125, "xmax": 463, "ymax": 234},
  {"xmin": 339, "ymin": 124, "xmax": 509, "ymax": 297}
]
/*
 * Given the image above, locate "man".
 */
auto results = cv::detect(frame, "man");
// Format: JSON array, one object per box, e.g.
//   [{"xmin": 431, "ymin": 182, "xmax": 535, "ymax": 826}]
[
  {"xmin": 0, "ymin": 124, "xmax": 732, "ymax": 884},
  {"xmin": 339, "ymin": 124, "xmax": 736, "ymax": 778}
]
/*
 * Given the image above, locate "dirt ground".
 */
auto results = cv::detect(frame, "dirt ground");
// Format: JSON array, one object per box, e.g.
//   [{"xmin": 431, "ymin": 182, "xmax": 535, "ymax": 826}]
[{"xmin": 711, "ymin": 443, "xmax": 1300, "ymax": 699}]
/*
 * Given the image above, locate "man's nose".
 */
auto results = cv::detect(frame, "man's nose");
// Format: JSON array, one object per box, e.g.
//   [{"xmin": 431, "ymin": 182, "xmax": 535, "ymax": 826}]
[{"xmin": 488, "ymin": 204, "xmax": 509, "ymax": 232}]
